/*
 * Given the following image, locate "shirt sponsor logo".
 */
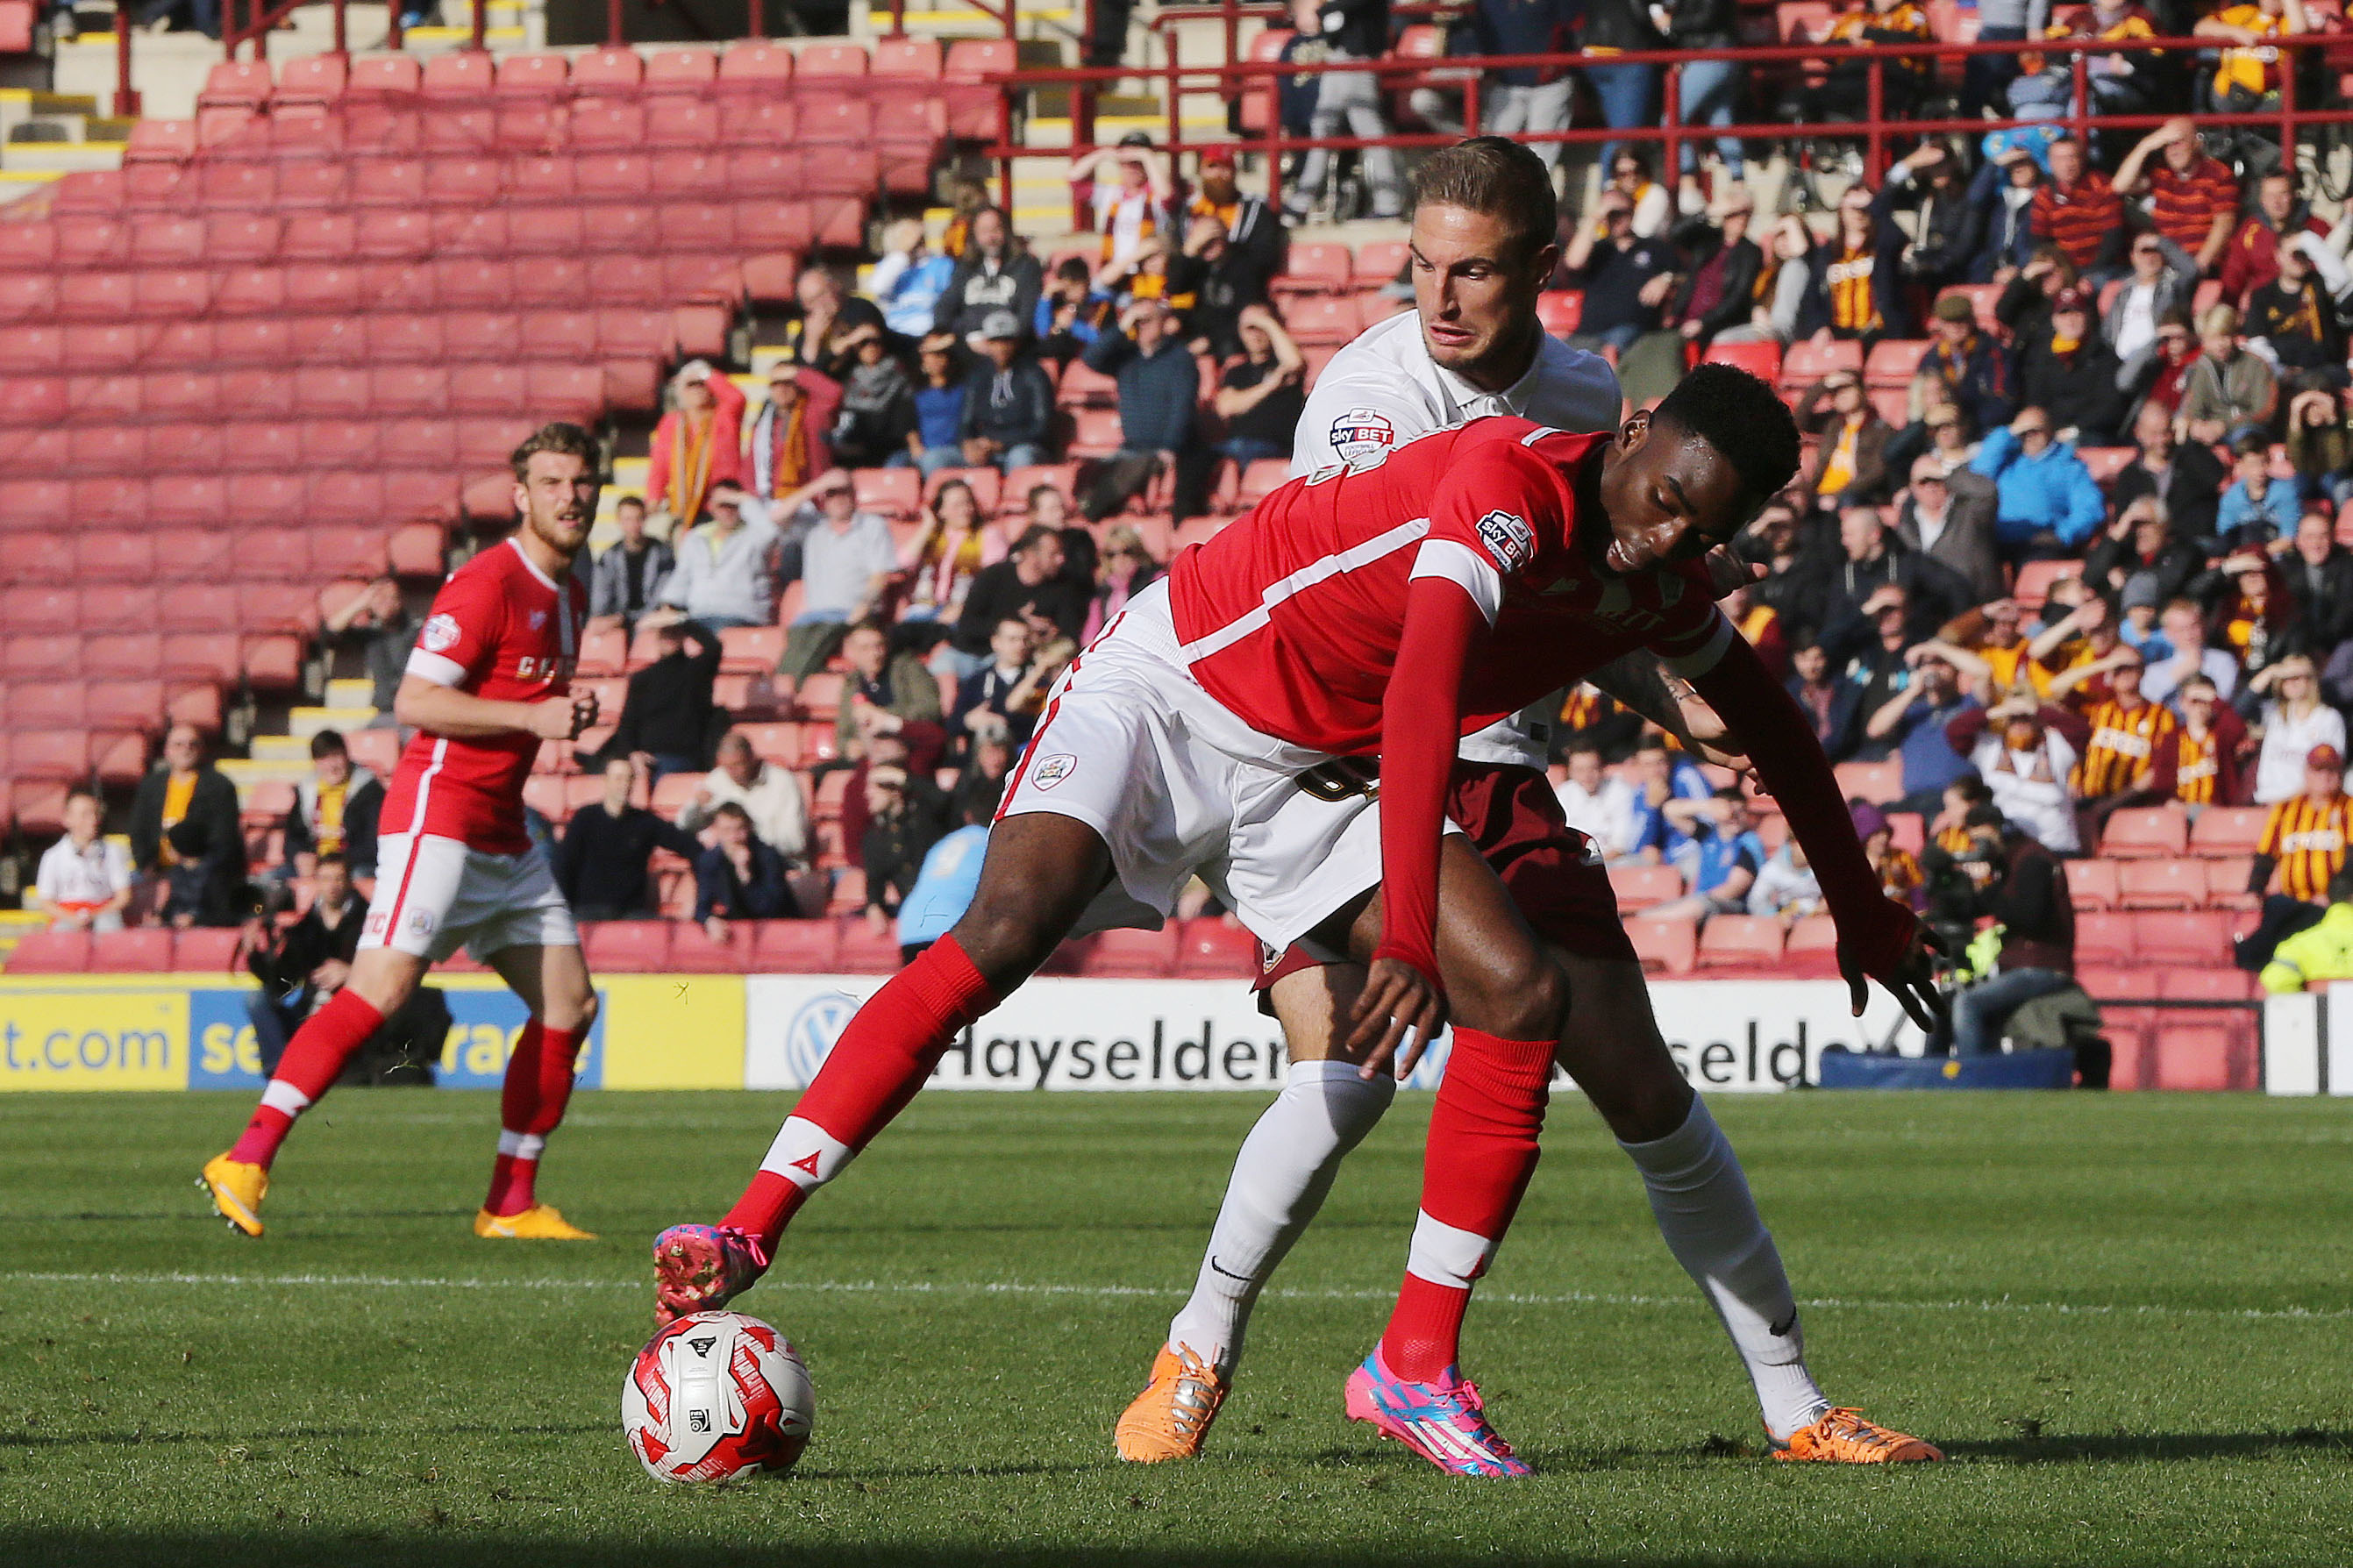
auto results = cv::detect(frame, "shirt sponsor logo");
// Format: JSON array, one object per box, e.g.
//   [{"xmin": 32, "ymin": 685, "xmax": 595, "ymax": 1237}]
[
  {"xmin": 420, "ymin": 613, "xmax": 461, "ymax": 653},
  {"xmin": 1329, "ymin": 408, "xmax": 1395, "ymax": 464},
  {"xmin": 406, "ymin": 909, "xmax": 437, "ymax": 937},
  {"xmin": 1031, "ymin": 753, "xmax": 1077, "ymax": 790},
  {"xmin": 1473, "ymin": 510, "xmax": 1536, "ymax": 574}
]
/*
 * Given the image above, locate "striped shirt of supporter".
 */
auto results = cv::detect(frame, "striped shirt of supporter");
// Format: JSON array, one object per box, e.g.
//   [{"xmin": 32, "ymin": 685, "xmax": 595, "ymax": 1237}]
[
  {"xmin": 2030, "ymin": 172, "xmax": 2123, "ymax": 274},
  {"xmin": 2171, "ymin": 729, "xmax": 2223, "ymax": 805},
  {"xmin": 2257, "ymin": 792, "xmax": 2353, "ymax": 903},
  {"xmin": 2073, "ymin": 699, "xmax": 2175, "ymax": 800},
  {"xmin": 2145, "ymin": 157, "xmax": 2242, "ymax": 252}
]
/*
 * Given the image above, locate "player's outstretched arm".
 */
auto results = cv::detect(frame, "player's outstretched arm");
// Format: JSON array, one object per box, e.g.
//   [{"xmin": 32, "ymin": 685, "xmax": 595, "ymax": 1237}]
[
  {"xmin": 1349, "ymin": 575, "xmax": 1488, "ymax": 1070},
  {"xmin": 393, "ymin": 675, "xmax": 596, "ymax": 745},
  {"xmin": 1683, "ymin": 630, "xmax": 1943, "ymax": 1029}
]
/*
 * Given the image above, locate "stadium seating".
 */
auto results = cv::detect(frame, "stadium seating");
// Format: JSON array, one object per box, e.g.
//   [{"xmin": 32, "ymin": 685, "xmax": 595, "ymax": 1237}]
[{"xmin": 0, "ymin": 39, "xmax": 942, "ymax": 793}]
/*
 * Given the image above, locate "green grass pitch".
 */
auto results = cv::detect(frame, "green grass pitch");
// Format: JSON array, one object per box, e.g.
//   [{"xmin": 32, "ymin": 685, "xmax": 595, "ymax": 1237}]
[{"xmin": 0, "ymin": 1087, "xmax": 2349, "ymax": 1566}]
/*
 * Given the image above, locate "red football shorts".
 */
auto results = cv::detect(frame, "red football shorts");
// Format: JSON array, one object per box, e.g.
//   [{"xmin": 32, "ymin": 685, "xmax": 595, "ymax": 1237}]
[{"xmin": 1253, "ymin": 759, "xmax": 1636, "ymax": 993}]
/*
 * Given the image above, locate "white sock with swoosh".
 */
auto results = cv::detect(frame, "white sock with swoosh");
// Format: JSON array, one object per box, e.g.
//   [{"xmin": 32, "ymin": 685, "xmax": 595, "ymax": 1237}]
[{"xmin": 1166, "ymin": 1058, "xmax": 1394, "ymax": 1373}]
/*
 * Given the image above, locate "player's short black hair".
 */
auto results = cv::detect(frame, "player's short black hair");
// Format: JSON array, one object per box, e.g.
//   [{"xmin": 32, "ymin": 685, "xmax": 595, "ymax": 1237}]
[
  {"xmin": 1409, "ymin": 137, "xmax": 1558, "ymax": 267},
  {"xmin": 510, "ymin": 421, "xmax": 599, "ymax": 481},
  {"xmin": 309, "ymin": 729, "xmax": 347, "ymax": 759},
  {"xmin": 1651, "ymin": 365, "xmax": 1803, "ymax": 521}
]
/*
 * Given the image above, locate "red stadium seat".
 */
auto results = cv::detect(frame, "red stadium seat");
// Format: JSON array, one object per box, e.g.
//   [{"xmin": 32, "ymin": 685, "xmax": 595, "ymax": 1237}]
[
  {"xmin": 2128, "ymin": 909, "xmax": 2235, "ymax": 966},
  {"xmin": 751, "ymin": 919, "xmax": 840, "ymax": 973},
  {"xmin": 85, "ymin": 930, "xmax": 177, "ymax": 974},
  {"xmin": 2157, "ymin": 967, "xmax": 2258, "ymax": 1002},
  {"xmin": 573, "ymin": 45, "xmax": 646, "ymax": 96},
  {"xmin": 1536, "ymin": 290, "xmax": 1582, "ymax": 338},
  {"xmin": 274, "ymin": 53, "xmax": 348, "ymax": 106},
  {"xmin": 1779, "ymin": 339, "xmax": 1864, "ymax": 390},
  {"xmin": 5, "ymin": 930, "xmax": 92, "ymax": 974},
  {"xmin": 1286, "ymin": 295, "xmax": 1363, "ymax": 346},
  {"xmin": 1702, "ymin": 339, "xmax": 1782, "ymax": 381},
  {"xmin": 670, "ymin": 920, "xmax": 753, "ymax": 973},
  {"xmin": 1831, "ymin": 759, "xmax": 1903, "ymax": 804},
  {"xmin": 1353, "ymin": 239, "xmax": 1410, "ymax": 289},
  {"xmin": 834, "ymin": 913, "xmax": 903, "ymax": 973},
  {"xmin": 1862, "ymin": 339, "xmax": 1929, "ymax": 387},
  {"xmin": 2067, "ymin": 858, "xmax": 2120, "ymax": 910},
  {"xmin": 1272, "ymin": 242, "xmax": 1352, "ymax": 296},
  {"xmin": 1056, "ymin": 358, "xmax": 1120, "ymax": 409},
  {"xmin": 1066, "ymin": 408, "xmax": 1125, "ymax": 460},
  {"xmin": 2078, "ymin": 446, "xmax": 2135, "ymax": 487},
  {"xmin": 1607, "ymin": 862, "xmax": 1681, "ymax": 910},
  {"xmin": 2072, "ymin": 911, "xmax": 2137, "ymax": 965},
  {"xmin": 719, "ymin": 625, "xmax": 786, "ymax": 674},
  {"xmin": 584, "ymin": 921, "xmax": 674, "ymax": 973},
  {"xmin": 647, "ymin": 46, "xmax": 723, "ymax": 91},
  {"xmin": 1084, "ymin": 925, "xmax": 1180, "ymax": 978},
  {"xmin": 2011, "ymin": 559, "xmax": 2077, "ymax": 609},
  {"xmin": 1175, "ymin": 918, "xmax": 1258, "ymax": 979},
  {"xmin": 2117, "ymin": 858, "xmax": 2207, "ymax": 909},
  {"xmin": 174, "ymin": 928, "xmax": 245, "ymax": 973},
  {"xmin": 1782, "ymin": 915, "xmax": 1841, "ymax": 977},
  {"xmin": 2188, "ymin": 806, "xmax": 2268, "ymax": 857},
  {"xmin": 1697, "ymin": 915, "xmax": 1785, "ymax": 970},
  {"xmin": 1627, "ymin": 915, "xmax": 1699, "ymax": 974},
  {"xmin": 2101, "ymin": 806, "xmax": 2188, "ymax": 859}
]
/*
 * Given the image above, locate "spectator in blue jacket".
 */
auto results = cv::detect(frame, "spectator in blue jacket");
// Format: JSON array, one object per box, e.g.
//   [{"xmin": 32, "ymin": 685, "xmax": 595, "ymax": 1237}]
[
  {"xmin": 903, "ymin": 331, "xmax": 969, "ymax": 475},
  {"xmin": 2215, "ymin": 431, "xmax": 2307, "ymax": 551},
  {"xmin": 1079, "ymin": 297, "xmax": 1205, "ymax": 521},
  {"xmin": 1971, "ymin": 405, "xmax": 2108, "ymax": 565}
]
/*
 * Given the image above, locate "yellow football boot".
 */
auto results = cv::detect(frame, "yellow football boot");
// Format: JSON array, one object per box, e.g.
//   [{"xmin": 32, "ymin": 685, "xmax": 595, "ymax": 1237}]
[
  {"xmin": 474, "ymin": 1205, "xmax": 597, "ymax": 1240},
  {"xmin": 1115, "ymin": 1343, "xmax": 1230, "ymax": 1462},
  {"xmin": 1773, "ymin": 1408, "xmax": 1943, "ymax": 1464},
  {"xmin": 198, "ymin": 1155, "xmax": 268, "ymax": 1238}
]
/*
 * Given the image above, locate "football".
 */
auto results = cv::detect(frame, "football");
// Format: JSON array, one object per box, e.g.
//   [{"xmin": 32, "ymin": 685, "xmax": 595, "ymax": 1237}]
[{"xmin": 623, "ymin": 1310, "xmax": 814, "ymax": 1483}]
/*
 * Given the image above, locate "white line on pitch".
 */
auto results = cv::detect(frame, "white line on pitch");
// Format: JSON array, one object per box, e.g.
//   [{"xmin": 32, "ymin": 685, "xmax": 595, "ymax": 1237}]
[{"xmin": 5, "ymin": 1271, "xmax": 2349, "ymax": 1323}]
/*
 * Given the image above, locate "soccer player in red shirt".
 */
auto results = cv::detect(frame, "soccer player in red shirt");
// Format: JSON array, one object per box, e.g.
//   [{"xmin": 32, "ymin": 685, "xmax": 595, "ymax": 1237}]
[
  {"xmin": 652, "ymin": 367, "xmax": 1941, "ymax": 1466},
  {"xmin": 201, "ymin": 424, "xmax": 607, "ymax": 1242}
]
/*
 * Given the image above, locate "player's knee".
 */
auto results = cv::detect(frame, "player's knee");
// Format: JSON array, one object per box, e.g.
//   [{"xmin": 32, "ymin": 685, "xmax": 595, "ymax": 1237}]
[
  {"xmin": 1454, "ymin": 951, "xmax": 1570, "ymax": 1043},
  {"xmin": 543, "ymin": 987, "xmax": 598, "ymax": 1037},
  {"xmin": 947, "ymin": 896, "xmax": 1065, "ymax": 988}
]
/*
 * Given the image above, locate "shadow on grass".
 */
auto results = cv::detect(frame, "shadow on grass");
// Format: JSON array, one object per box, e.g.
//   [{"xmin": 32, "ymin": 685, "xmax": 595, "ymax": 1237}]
[
  {"xmin": 1943, "ymin": 1428, "xmax": 2353, "ymax": 1464},
  {"xmin": 0, "ymin": 1422, "xmax": 611, "ymax": 1450}
]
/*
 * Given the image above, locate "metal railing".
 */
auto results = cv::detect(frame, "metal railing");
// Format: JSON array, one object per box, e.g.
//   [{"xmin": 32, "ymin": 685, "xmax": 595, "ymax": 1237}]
[{"xmin": 996, "ymin": 29, "xmax": 2349, "ymax": 210}]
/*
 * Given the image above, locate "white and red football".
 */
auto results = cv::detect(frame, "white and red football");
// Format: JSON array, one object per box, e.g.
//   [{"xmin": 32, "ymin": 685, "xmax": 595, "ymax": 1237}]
[{"xmin": 623, "ymin": 1310, "xmax": 813, "ymax": 1483}]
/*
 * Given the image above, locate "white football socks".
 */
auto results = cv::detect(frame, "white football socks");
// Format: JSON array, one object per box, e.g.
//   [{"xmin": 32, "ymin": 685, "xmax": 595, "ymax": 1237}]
[
  {"xmin": 1166, "ymin": 1058, "xmax": 1395, "ymax": 1372},
  {"xmin": 1618, "ymin": 1096, "xmax": 1831, "ymax": 1443}
]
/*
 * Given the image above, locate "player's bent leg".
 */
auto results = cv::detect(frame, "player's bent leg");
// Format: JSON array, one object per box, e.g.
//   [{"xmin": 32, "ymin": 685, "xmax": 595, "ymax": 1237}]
[
  {"xmin": 657, "ymin": 815, "xmax": 1116, "ymax": 1322},
  {"xmin": 201, "ymin": 945, "xmax": 428, "ymax": 1237},
  {"xmin": 1121, "ymin": 964, "xmax": 1394, "ymax": 1462},
  {"xmin": 1549, "ymin": 951, "xmax": 1936, "ymax": 1458},
  {"xmin": 477, "ymin": 941, "xmax": 600, "ymax": 1239},
  {"xmin": 1347, "ymin": 838, "xmax": 1566, "ymax": 1476}
]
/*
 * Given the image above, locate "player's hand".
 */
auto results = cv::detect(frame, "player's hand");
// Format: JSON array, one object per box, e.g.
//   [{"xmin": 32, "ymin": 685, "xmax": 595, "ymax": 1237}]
[
  {"xmin": 1701, "ymin": 545, "xmax": 1764, "ymax": 598},
  {"xmin": 1838, "ymin": 902, "xmax": 1948, "ymax": 1031},
  {"xmin": 526, "ymin": 697, "xmax": 586, "ymax": 742},
  {"xmin": 1347, "ymin": 956, "xmax": 1447, "ymax": 1080}
]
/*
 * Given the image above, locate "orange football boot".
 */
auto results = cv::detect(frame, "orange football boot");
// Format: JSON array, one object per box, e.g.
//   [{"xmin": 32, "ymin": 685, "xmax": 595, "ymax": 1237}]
[
  {"xmin": 1114, "ymin": 1343, "xmax": 1230, "ymax": 1462},
  {"xmin": 1774, "ymin": 1408, "xmax": 1943, "ymax": 1464}
]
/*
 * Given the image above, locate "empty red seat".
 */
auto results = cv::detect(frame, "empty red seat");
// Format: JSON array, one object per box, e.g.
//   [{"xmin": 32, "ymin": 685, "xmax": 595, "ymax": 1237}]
[
  {"xmin": 577, "ymin": 921, "xmax": 669, "ymax": 973},
  {"xmin": 5, "ymin": 930, "xmax": 92, "ymax": 974},
  {"xmin": 495, "ymin": 52, "xmax": 569, "ymax": 96},
  {"xmin": 1084, "ymin": 925, "xmax": 1180, "ymax": 978},
  {"xmin": 347, "ymin": 54, "xmax": 423, "ymax": 96},
  {"xmin": 2072, "ymin": 911, "xmax": 2136, "ymax": 964},
  {"xmin": 11, "ymin": 729, "xmax": 92, "ymax": 779},
  {"xmin": 2130, "ymin": 909, "xmax": 2235, "ymax": 966},
  {"xmin": 1863, "ymin": 338, "xmax": 1930, "ymax": 386},
  {"xmin": 752, "ymin": 919, "xmax": 842, "ymax": 973},
  {"xmin": 1702, "ymin": 339, "xmax": 1783, "ymax": 381},
  {"xmin": 669, "ymin": 921, "xmax": 753, "ymax": 973},
  {"xmin": 1628, "ymin": 915, "xmax": 1699, "ymax": 974},
  {"xmin": 1286, "ymin": 295, "xmax": 1363, "ymax": 346},
  {"xmin": 2101, "ymin": 806, "xmax": 2188, "ymax": 859},
  {"xmin": 2066, "ymin": 858, "xmax": 2120, "ymax": 910},
  {"xmin": 85, "ymin": 930, "xmax": 176, "ymax": 974},
  {"xmin": 174, "ymin": 927, "xmax": 246, "ymax": 973},
  {"xmin": 1697, "ymin": 914, "xmax": 1785, "ymax": 970},
  {"xmin": 718, "ymin": 39, "xmax": 795, "ymax": 92},
  {"xmin": 1831, "ymin": 759, "xmax": 1902, "ymax": 803},
  {"xmin": 2188, "ymin": 806, "xmax": 2268, "ymax": 857},
  {"xmin": 1782, "ymin": 915, "xmax": 1841, "ymax": 977},
  {"xmin": 1779, "ymin": 338, "xmax": 1864, "ymax": 389},
  {"xmin": 274, "ymin": 53, "xmax": 348, "ymax": 105},
  {"xmin": 1607, "ymin": 862, "xmax": 1681, "ymax": 910},
  {"xmin": 1173, "ymin": 918, "xmax": 1257, "ymax": 978},
  {"xmin": 2116, "ymin": 858, "xmax": 2206, "ymax": 910},
  {"xmin": 572, "ymin": 44, "xmax": 645, "ymax": 95},
  {"xmin": 199, "ymin": 58, "xmax": 273, "ymax": 110}
]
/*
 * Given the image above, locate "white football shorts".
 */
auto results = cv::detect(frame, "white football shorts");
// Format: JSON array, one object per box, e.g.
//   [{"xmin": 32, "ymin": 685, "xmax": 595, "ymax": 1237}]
[
  {"xmin": 359, "ymin": 831, "xmax": 580, "ymax": 966},
  {"xmin": 996, "ymin": 578, "xmax": 1451, "ymax": 951}
]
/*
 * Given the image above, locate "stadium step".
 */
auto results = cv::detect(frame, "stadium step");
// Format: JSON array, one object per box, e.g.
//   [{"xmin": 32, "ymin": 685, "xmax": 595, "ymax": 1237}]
[
  {"xmin": 324, "ymin": 679, "xmax": 376, "ymax": 710},
  {"xmin": 286, "ymin": 707, "xmax": 379, "ymax": 741},
  {"xmin": 247, "ymin": 735, "xmax": 317, "ymax": 765}
]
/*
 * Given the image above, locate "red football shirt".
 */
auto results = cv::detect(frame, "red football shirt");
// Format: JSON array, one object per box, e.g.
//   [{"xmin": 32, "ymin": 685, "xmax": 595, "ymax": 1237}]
[
  {"xmin": 1170, "ymin": 419, "xmax": 1731, "ymax": 756},
  {"xmin": 379, "ymin": 537, "xmax": 587, "ymax": 855}
]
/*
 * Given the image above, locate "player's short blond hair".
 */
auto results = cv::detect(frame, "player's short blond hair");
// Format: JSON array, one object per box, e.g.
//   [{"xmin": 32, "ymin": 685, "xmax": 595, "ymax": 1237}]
[
  {"xmin": 510, "ymin": 421, "xmax": 599, "ymax": 481},
  {"xmin": 1408, "ymin": 137, "xmax": 1558, "ymax": 266}
]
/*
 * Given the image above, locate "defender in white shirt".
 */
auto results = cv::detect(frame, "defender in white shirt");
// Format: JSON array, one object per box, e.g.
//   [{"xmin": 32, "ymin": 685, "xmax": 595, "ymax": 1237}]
[{"xmin": 1116, "ymin": 138, "xmax": 1940, "ymax": 1477}]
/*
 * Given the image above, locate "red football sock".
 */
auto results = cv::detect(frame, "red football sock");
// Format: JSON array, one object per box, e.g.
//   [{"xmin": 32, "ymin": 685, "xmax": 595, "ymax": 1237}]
[
  {"xmin": 486, "ymin": 1020, "xmax": 586, "ymax": 1216},
  {"xmin": 1380, "ymin": 1030, "xmax": 1554, "ymax": 1382},
  {"xmin": 227, "ymin": 990, "xmax": 386, "ymax": 1168},
  {"xmin": 719, "ymin": 937, "xmax": 997, "ymax": 1250}
]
